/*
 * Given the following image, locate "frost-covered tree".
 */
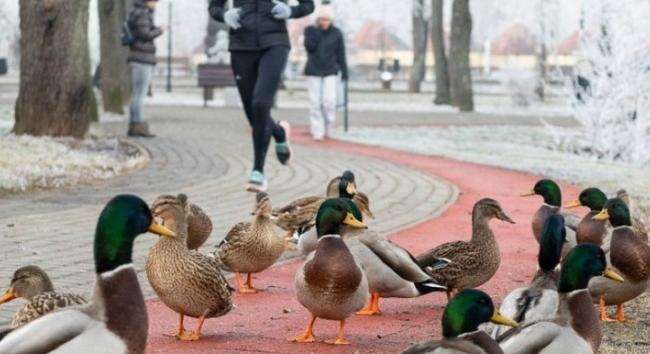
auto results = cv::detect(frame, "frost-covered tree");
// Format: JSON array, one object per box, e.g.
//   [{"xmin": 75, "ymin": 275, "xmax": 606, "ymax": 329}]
[
  {"xmin": 409, "ymin": 0, "xmax": 430, "ymax": 93},
  {"xmin": 559, "ymin": 0, "xmax": 650, "ymax": 164}
]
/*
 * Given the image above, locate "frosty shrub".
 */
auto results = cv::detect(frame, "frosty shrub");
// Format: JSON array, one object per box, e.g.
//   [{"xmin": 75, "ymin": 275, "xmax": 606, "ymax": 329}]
[{"xmin": 552, "ymin": 0, "xmax": 650, "ymax": 164}]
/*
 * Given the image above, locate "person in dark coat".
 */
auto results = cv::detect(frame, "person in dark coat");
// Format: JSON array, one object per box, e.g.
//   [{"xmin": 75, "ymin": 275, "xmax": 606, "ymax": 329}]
[
  {"xmin": 303, "ymin": 4, "xmax": 347, "ymax": 141},
  {"xmin": 127, "ymin": 0, "xmax": 166, "ymax": 137},
  {"xmin": 209, "ymin": 0, "xmax": 314, "ymax": 192}
]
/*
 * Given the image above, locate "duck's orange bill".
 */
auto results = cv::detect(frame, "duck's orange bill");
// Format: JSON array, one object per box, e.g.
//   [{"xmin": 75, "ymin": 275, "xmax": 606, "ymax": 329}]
[
  {"xmin": 565, "ymin": 199, "xmax": 582, "ymax": 209},
  {"xmin": 520, "ymin": 190, "xmax": 536, "ymax": 197},
  {"xmin": 0, "ymin": 289, "xmax": 16, "ymax": 304},
  {"xmin": 593, "ymin": 209, "xmax": 610, "ymax": 221}
]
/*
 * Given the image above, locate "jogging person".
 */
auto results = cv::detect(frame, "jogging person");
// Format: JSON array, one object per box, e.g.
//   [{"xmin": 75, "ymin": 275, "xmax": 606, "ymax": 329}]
[
  {"xmin": 209, "ymin": 0, "xmax": 315, "ymax": 192},
  {"xmin": 304, "ymin": 4, "xmax": 348, "ymax": 141}
]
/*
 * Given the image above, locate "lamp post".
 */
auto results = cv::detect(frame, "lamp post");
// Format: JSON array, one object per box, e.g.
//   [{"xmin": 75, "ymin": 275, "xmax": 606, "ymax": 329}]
[{"xmin": 166, "ymin": 1, "xmax": 172, "ymax": 92}]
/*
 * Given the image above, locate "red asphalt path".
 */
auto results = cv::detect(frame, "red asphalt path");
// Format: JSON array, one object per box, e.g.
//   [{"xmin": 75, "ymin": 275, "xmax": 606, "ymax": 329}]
[{"xmin": 145, "ymin": 128, "xmax": 580, "ymax": 354}]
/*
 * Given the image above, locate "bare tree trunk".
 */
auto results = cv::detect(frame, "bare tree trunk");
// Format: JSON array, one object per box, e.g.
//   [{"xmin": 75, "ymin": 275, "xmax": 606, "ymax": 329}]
[
  {"xmin": 409, "ymin": 0, "xmax": 428, "ymax": 93},
  {"xmin": 431, "ymin": 0, "xmax": 450, "ymax": 104},
  {"xmin": 535, "ymin": 0, "xmax": 547, "ymax": 101},
  {"xmin": 98, "ymin": 0, "xmax": 132, "ymax": 114},
  {"xmin": 14, "ymin": 0, "xmax": 94, "ymax": 138},
  {"xmin": 449, "ymin": 0, "xmax": 474, "ymax": 111}
]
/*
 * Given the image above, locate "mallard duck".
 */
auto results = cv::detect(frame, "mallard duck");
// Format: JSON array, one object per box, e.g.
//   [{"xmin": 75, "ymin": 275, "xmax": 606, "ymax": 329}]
[
  {"xmin": 498, "ymin": 244, "xmax": 624, "ymax": 354},
  {"xmin": 588, "ymin": 198, "xmax": 650, "ymax": 322},
  {"xmin": 273, "ymin": 170, "xmax": 358, "ymax": 242},
  {"xmin": 214, "ymin": 192, "xmax": 284, "ymax": 294},
  {"xmin": 151, "ymin": 194, "xmax": 213, "ymax": 250},
  {"xmin": 291, "ymin": 198, "xmax": 368, "ymax": 345},
  {"xmin": 401, "ymin": 289, "xmax": 518, "ymax": 354},
  {"xmin": 416, "ymin": 198, "xmax": 515, "ymax": 299},
  {"xmin": 0, "ymin": 195, "xmax": 175, "ymax": 354},
  {"xmin": 147, "ymin": 194, "xmax": 233, "ymax": 340},
  {"xmin": 565, "ymin": 187, "xmax": 609, "ymax": 246},
  {"xmin": 492, "ymin": 214, "xmax": 566, "ymax": 338},
  {"xmin": 0, "ymin": 265, "xmax": 86, "ymax": 328},
  {"xmin": 521, "ymin": 179, "xmax": 580, "ymax": 256},
  {"xmin": 616, "ymin": 189, "xmax": 649, "ymax": 243}
]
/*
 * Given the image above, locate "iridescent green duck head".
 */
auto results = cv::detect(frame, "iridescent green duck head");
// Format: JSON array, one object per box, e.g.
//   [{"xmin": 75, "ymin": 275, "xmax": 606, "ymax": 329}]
[
  {"xmin": 558, "ymin": 244, "xmax": 623, "ymax": 293},
  {"xmin": 521, "ymin": 179, "xmax": 562, "ymax": 207},
  {"xmin": 338, "ymin": 170, "xmax": 357, "ymax": 199},
  {"xmin": 442, "ymin": 289, "xmax": 518, "ymax": 338},
  {"xmin": 538, "ymin": 214, "xmax": 566, "ymax": 272},
  {"xmin": 593, "ymin": 197, "xmax": 632, "ymax": 228},
  {"xmin": 95, "ymin": 195, "xmax": 175, "ymax": 274},
  {"xmin": 566, "ymin": 187, "xmax": 607, "ymax": 212},
  {"xmin": 316, "ymin": 198, "xmax": 366, "ymax": 238}
]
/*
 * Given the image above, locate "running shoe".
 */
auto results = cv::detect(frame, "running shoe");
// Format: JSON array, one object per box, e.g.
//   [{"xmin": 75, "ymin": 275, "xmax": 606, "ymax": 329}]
[
  {"xmin": 246, "ymin": 170, "xmax": 268, "ymax": 192},
  {"xmin": 276, "ymin": 121, "xmax": 292, "ymax": 165}
]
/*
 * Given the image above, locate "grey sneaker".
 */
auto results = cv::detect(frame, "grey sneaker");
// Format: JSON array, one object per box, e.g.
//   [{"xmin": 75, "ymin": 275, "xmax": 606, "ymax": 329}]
[
  {"xmin": 246, "ymin": 170, "xmax": 268, "ymax": 192},
  {"xmin": 276, "ymin": 121, "xmax": 292, "ymax": 165}
]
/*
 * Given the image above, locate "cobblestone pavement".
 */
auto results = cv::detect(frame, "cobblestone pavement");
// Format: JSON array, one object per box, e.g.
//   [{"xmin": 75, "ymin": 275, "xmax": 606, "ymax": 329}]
[{"xmin": 0, "ymin": 105, "xmax": 456, "ymax": 325}]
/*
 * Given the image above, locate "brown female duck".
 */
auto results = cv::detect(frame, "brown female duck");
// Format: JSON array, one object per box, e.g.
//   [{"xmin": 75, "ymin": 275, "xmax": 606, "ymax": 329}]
[
  {"xmin": 147, "ymin": 194, "xmax": 233, "ymax": 341},
  {"xmin": 151, "ymin": 194, "xmax": 213, "ymax": 250},
  {"xmin": 416, "ymin": 198, "xmax": 515, "ymax": 299},
  {"xmin": 215, "ymin": 192, "xmax": 284, "ymax": 293},
  {"xmin": 0, "ymin": 266, "xmax": 86, "ymax": 328}
]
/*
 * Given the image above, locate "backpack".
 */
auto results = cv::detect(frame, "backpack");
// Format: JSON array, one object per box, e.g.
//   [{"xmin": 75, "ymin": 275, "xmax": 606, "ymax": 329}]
[{"xmin": 121, "ymin": 15, "xmax": 135, "ymax": 46}]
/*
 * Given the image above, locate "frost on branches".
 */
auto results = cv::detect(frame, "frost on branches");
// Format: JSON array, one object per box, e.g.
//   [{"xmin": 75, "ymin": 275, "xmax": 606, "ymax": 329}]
[{"xmin": 556, "ymin": 0, "xmax": 650, "ymax": 164}]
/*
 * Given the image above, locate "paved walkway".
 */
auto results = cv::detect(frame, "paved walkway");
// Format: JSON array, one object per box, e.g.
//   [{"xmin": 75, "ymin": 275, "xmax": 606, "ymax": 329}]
[
  {"xmin": 145, "ymin": 127, "xmax": 581, "ymax": 353},
  {"xmin": 0, "ymin": 106, "xmax": 455, "ymax": 325}
]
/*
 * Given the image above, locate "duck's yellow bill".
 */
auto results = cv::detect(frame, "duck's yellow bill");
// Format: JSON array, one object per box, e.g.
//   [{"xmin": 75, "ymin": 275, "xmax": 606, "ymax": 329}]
[
  {"xmin": 344, "ymin": 212, "xmax": 367, "ymax": 229},
  {"xmin": 604, "ymin": 267, "xmax": 624, "ymax": 282},
  {"xmin": 593, "ymin": 209, "xmax": 610, "ymax": 221},
  {"xmin": 491, "ymin": 310, "xmax": 518, "ymax": 327},
  {"xmin": 520, "ymin": 190, "xmax": 536, "ymax": 197},
  {"xmin": 149, "ymin": 222, "xmax": 176, "ymax": 238},
  {"xmin": 565, "ymin": 199, "xmax": 582, "ymax": 209},
  {"xmin": 346, "ymin": 182, "xmax": 357, "ymax": 196},
  {"xmin": 0, "ymin": 289, "xmax": 16, "ymax": 304}
]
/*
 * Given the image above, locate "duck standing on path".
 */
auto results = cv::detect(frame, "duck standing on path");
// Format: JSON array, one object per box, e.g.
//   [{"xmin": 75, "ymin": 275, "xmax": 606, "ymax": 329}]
[
  {"xmin": 566, "ymin": 187, "xmax": 609, "ymax": 246},
  {"xmin": 616, "ymin": 189, "xmax": 649, "ymax": 243},
  {"xmin": 147, "ymin": 194, "xmax": 233, "ymax": 341},
  {"xmin": 416, "ymin": 198, "xmax": 515, "ymax": 300},
  {"xmin": 0, "ymin": 195, "xmax": 176, "ymax": 354},
  {"xmin": 588, "ymin": 198, "xmax": 650, "ymax": 322},
  {"xmin": 521, "ymin": 179, "xmax": 580, "ymax": 256},
  {"xmin": 214, "ymin": 192, "xmax": 284, "ymax": 293},
  {"xmin": 151, "ymin": 194, "xmax": 213, "ymax": 250},
  {"xmin": 291, "ymin": 198, "xmax": 369, "ymax": 345},
  {"xmin": 492, "ymin": 214, "xmax": 566, "ymax": 338},
  {"xmin": 498, "ymin": 244, "xmax": 624, "ymax": 354},
  {"xmin": 0, "ymin": 265, "xmax": 87, "ymax": 328},
  {"xmin": 400, "ymin": 289, "xmax": 518, "ymax": 354}
]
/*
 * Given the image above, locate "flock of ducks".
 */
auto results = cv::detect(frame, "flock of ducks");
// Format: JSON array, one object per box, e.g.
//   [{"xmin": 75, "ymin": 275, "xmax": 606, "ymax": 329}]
[{"xmin": 0, "ymin": 173, "xmax": 648, "ymax": 353}]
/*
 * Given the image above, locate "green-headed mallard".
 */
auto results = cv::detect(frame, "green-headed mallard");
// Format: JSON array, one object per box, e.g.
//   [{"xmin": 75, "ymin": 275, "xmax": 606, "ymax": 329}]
[
  {"xmin": 151, "ymin": 194, "xmax": 213, "ymax": 250},
  {"xmin": 291, "ymin": 198, "xmax": 368, "ymax": 345},
  {"xmin": 416, "ymin": 198, "xmax": 515, "ymax": 299},
  {"xmin": 492, "ymin": 214, "xmax": 566, "ymax": 338},
  {"xmin": 214, "ymin": 192, "xmax": 284, "ymax": 294},
  {"xmin": 147, "ymin": 194, "xmax": 233, "ymax": 340},
  {"xmin": 401, "ymin": 289, "xmax": 518, "ymax": 354},
  {"xmin": 589, "ymin": 198, "xmax": 650, "ymax": 322},
  {"xmin": 0, "ymin": 265, "xmax": 86, "ymax": 328},
  {"xmin": 273, "ymin": 170, "xmax": 359, "ymax": 242},
  {"xmin": 521, "ymin": 179, "xmax": 580, "ymax": 256},
  {"xmin": 498, "ymin": 244, "xmax": 624, "ymax": 354},
  {"xmin": 0, "ymin": 195, "xmax": 175, "ymax": 354},
  {"xmin": 616, "ymin": 189, "xmax": 649, "ymax": 243},
  {"xmin": 565, "ymin": 187, "xmax": 609, "ymax": 246}
]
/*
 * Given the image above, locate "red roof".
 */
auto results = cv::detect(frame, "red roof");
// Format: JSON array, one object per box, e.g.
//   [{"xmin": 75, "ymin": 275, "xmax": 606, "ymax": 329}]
[
  {"xmin": 353, "ymin": 20, "xmax": 409, "ymax": 51},
  {"xmin": 556, "ymin": 31, "xmax": 578, "ymax": 55},
  {"xmin": 491, "ymin": 24, "xmax": 537, "ymax": 55}
]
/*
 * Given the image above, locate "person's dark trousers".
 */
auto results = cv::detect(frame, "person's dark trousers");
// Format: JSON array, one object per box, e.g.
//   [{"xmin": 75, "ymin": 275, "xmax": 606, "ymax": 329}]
[{"xmin": 231, "ymin": 46, "xmax": 289, "ymax": 173}]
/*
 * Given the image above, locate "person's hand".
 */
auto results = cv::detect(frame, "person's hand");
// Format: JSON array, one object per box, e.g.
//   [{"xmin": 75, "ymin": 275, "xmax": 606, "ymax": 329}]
[
  {"xmin": 271, "ymin": 0, "xmax": 291, "ymax": 20},
  {"xmin": 224, "ymin": 8, "xmax": 242, "ymax": 30}
]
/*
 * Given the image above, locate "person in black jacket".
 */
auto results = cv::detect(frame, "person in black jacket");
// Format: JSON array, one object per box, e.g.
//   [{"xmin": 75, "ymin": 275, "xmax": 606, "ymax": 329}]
[
  {"xmin": 303, "ymin": 4, "xmax": 348, "ymax": 141},
  {"xmin": 209, "ymin": 0, "xmax": 314, "ymax": 192},
  {"xmin": 127, "ymin": 0, "xmax": 166, "ymax": 137}
]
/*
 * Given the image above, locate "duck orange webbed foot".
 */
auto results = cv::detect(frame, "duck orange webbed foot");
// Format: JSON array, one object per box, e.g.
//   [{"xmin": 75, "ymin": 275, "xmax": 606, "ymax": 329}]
[
  {"xmin": 177, "ymin": 331, "xmax": 200, "ymax": 341},
  {"xmin": 324, "ymin": 337, "xmax": 350, "ymax": 345},
  {"xmin": 165, "ymin": 314, "xmax": 187, "ymax": 337},
  {"xmin": 356, "ymin": 292, "xmax": 380, "ymax": 316},
  {"xmin": 290, "ymin": 314, "xmax": 316, "ymax": 343}
]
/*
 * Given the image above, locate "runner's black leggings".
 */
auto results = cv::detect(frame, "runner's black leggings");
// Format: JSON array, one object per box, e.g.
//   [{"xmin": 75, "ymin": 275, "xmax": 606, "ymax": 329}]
[{"xmin": 231, "ymin": 46, "xmax": 288, "ymax": 173}]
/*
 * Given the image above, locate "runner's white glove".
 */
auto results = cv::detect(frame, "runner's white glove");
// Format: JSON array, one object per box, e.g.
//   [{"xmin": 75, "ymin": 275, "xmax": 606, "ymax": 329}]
[
  {"xmin": 271, "ymin": 0, "xmax": 291, "ymax": 20},
  {"xmin": 224, "ymin": 8, "xmax": 242, "ymax": 30}
]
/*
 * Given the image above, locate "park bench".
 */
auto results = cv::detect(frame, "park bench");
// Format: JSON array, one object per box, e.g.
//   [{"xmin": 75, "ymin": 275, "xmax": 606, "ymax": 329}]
[{"xmin": 197, "ymin": 63, "xmax": 236, "ymax": 107}]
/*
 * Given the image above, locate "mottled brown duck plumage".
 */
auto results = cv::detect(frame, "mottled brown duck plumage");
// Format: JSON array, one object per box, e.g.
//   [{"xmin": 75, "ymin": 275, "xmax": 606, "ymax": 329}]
[
  {"xmin": 416, "ymin": 199, "xmax": 515, "ymax": 298},
  {"xmin": 152, "ymin": 194, "xmax": 213, "ymax": 250},
  {"xmin": 146, "ymin": 194, "xmax": 232, "ymax": 340},
  {"xmin": 0, "ymin": 265, "xmax": 86, "ymax": 328}
]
